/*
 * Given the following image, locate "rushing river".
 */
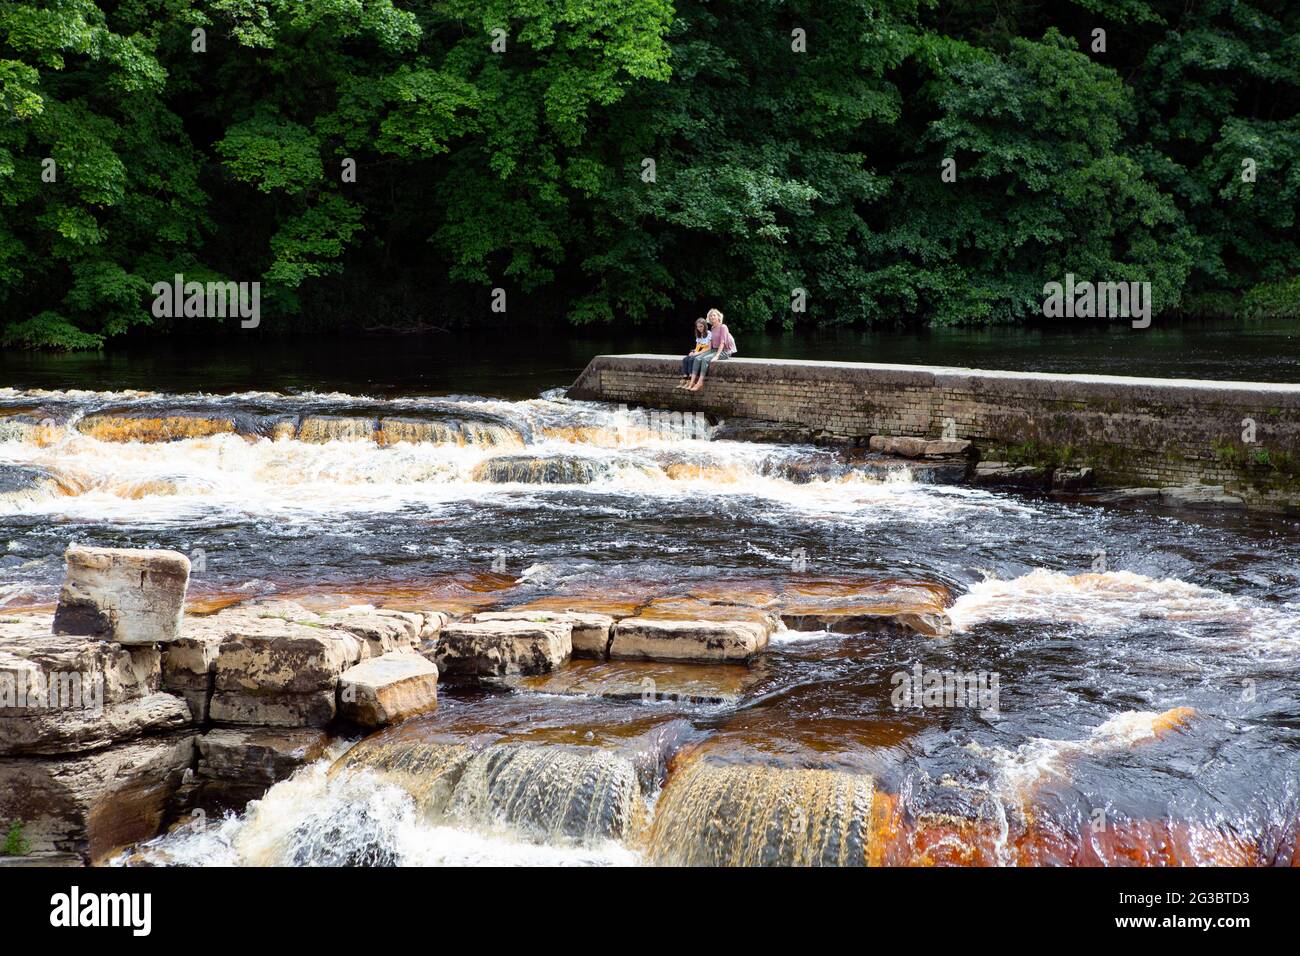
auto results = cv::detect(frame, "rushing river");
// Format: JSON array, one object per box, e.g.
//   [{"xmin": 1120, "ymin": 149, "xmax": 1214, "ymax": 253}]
[{"xmin": 2, "ymin": 337, "xmax": 1299, "ymax": 865}]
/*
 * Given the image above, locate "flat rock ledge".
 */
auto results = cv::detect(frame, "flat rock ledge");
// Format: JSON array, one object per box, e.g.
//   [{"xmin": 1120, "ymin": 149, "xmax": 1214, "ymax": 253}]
[
  {"xmin": 1, "ymin": 547, "xmax": 957, "ymax": 863},
  {"xmin": 436, "ymin": 620, "xmax": 573, "ymax": 677},
  {"xmin": 0, "ymin": 546, "xmax": 451, "ymax": 864},
  {"xmin": 868, "ymin": 435, "xmax": 973, "ymax": 459},
  {"xmin": 1083, "ymin": 484, "xmax": 1246, "ymax": 510},
  {"xmin": 609, "ymin": 619, "xmax": 771, "ymax": 663},
  {"xmin": 781, "ymin": 609, "xmax": 951, "ymax": 639},
  {"xmin": 471, "ymin": 609, "xmax": 614, "ymax": 657}
]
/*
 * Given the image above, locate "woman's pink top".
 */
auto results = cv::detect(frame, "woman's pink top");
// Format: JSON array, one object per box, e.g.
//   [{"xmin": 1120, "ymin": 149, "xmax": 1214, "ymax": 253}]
[{"xmin": 709, "ymin": 324, "xmax": 735, "ymax": 352}]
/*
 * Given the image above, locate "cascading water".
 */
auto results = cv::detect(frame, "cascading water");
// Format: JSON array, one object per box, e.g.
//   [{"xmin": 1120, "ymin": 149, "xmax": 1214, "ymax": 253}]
[
  {"xmin": 642, "ymin": 755, "xmax": 878, "ymax": 866},
  {"xmin": 334, "ymin": 732, "xmax": 645, "ymax": 845},
  {"xmin": 4, "ymin": 383, "xmax": 1299, "ymax": 866}
]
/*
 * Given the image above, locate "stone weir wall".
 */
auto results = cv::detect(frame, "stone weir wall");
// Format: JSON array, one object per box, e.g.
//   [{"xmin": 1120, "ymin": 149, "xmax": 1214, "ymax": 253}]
[{"xmin": 568, "ymin": 355, "xmax": 1300, "ymax": 513}]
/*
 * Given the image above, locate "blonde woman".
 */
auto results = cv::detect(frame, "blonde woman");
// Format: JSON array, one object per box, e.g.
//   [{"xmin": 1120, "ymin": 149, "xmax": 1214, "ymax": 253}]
[{"xmin": 684, "ymin": 308, "xmax": 736, "ymax": 392}]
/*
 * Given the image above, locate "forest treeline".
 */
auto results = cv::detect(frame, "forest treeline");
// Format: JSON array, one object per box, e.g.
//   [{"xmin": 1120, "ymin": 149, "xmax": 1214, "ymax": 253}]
[{"xmin": 1, "ymin": 0, "xmax": 1297, "ymax": 348}]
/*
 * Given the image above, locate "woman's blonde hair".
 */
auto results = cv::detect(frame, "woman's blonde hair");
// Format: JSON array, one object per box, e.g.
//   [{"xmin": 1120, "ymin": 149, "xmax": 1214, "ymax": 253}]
[{"xmin": 707, "ymin": 308, "xmax": 724, "ymax": 322}]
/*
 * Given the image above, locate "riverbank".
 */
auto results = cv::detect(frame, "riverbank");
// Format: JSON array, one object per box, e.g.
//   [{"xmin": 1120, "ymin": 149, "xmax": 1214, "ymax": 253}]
[{"xmin": 569, "ymin": 355, "xmax": 1300, "ymax": 513}]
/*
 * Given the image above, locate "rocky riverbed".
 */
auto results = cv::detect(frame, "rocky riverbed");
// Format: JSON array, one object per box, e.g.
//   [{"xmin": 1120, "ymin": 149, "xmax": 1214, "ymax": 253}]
[
  {"xmin": 1, "ymin": 544, "xmax": 953, "ymax": 864},
  {"xmin": 1, "ymin": 386, "xmax": 1297, "ymax": 866}
]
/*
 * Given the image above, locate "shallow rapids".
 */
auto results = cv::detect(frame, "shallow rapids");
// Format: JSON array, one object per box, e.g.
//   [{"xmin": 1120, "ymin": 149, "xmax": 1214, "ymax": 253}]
[{"xmin": 4, "ymin": 383, "xmax": 1299, "ymax": 865}]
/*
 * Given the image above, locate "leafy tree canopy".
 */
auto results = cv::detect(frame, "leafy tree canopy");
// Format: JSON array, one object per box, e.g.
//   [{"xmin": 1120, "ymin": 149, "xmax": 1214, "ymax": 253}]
[{"xmin": 1, "ymin": 0, "xmax": 1295, "ymax": 347}]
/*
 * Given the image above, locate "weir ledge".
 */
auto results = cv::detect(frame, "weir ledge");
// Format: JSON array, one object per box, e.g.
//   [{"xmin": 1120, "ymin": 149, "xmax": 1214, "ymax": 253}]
[{"xmin": 568, "ymin": 355, "xmax": 1300, "ymax": 513}]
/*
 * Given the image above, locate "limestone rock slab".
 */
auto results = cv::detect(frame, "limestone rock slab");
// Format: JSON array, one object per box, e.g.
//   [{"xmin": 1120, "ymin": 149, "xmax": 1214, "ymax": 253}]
[
  {"xmin": 609, "ymin": 619, "xmax": 768, "ymax": 663},
  {"xmin": 213, "ymin": 625, "xmax": 357, "ymax": 695},
  {"xmin": 53, "ymin": 546, "xmax": 190, "ymax": 645},
  {"xmin": 436, "ymin": 620, "xmax": 572, "ymax": 677},
  {"xmin": 0, "ymin": 734, "xmax": 195, "ymax": 863},
  {"xmin": 0, "ymin": 692, "xmax": 191, "ymax": 756},
  {"xmin": 1159, "ymin": 485, "xmax": 1246, "ymax": 510},
  {"xmin": 504, "ymin": 658, "xmax": 763, "ymax": 705},
  {"xmin": 196, "ymin": 727, "xmax": 329, "ymax": 809},
  {"xmin": 208, "ymin": 688, "xmax": 337, "ymax": 728},
  {"xmin": 869, "ymin": 436, "xmax": 972, "ymax": 459},
  {"xmin": 338, "ymin": 653, "xmax": 438, "ymax": 727},
  {"xmin": 0, "ymin": 622, "xmax": 161, "ymax": 702},
  {"xmin": 472, "ymin": 610, "xmax": 613, "ymax": 658},
  {"xmin": 322, "ymin": 607, "xmax": 425, "ymax": 657}
]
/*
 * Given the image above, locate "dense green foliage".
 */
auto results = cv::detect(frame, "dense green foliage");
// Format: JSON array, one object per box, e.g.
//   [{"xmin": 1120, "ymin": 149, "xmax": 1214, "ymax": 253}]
[
  {"xmin": 1, "ymin": 0, "xmax": 1296, "ymax": 347},
  {"xmin": 1, "ymin": 820, "xmax": 28, "ymax": 856}
]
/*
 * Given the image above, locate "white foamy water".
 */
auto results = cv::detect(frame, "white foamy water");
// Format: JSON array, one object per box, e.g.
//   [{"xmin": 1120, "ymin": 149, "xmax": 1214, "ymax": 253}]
[
  {"xmin": 948, "ymin": 568, "xmax": 1300, "ymax": 652},
  {"xmin": 117, "ymin": 754, "xmax": 639, "ymax": 867},
  {"xmin": 0, "ymin": 388, "xmax": 1020, "ymax": 525},
  {"xmin": 968, "ymin": 707, "xmax": 1197, "ymax": 797}
]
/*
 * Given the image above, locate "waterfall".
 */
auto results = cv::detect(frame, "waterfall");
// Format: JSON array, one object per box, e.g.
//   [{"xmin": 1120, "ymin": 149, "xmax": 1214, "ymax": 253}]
[
  {"xmin": 336, "ymin": 736, "xmax": 645, "ymax": 845},
  {"xmin": 643, "ymin": 754, "xmax": 877, "ymax": 866}
]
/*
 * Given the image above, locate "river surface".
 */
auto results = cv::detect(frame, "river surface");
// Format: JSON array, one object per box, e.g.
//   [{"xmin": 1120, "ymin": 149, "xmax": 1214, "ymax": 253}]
[{"xmin": 2, "ymin": 324, "xmax": 1299, "ymax": 865}]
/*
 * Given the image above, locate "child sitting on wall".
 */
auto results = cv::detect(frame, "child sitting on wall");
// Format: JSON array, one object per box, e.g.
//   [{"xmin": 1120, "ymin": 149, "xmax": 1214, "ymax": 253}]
[{"xmin": 678, "ymin": 317, "xmax": 711, "ymax": 387}]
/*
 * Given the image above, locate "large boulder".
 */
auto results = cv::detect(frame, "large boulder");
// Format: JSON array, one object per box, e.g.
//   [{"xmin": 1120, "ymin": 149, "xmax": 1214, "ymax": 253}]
[
  {"xmin": 609, "ymin": 619, "xmax": 769, "ymax": 663},
  {"xmin": 0, "ymin": 734, "xmax": 195, "ymax": 863},
  {"xmin": 472, "ymin": 610, "xmax": 613, "ymax": 658},
  {"xmin": 338, "ymin": 653, "xmax": 438, "ymax": 728},
  {"xmin": 52, "ymin": 546, "xmax": 190, "ymax": 645},
  {"xmin": 436, "ymin": 620, "xmax": 572, "ymax": 677}
]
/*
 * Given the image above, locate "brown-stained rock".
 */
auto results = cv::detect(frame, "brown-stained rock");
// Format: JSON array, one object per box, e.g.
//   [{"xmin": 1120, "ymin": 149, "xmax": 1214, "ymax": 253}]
[
  {"xmin": 195, "ymin": 727, "xmax": 329, "ymax": 810},
  {"xmin": 338, "ymin": 653, "xmax": 438, "ymax": 727},
  {"xmin": 0, "ymin": 734, "xmax": 196, "ymax": 863},
  {"xmin": 609, "ymin": 619, "xmax": 769, "ymax": 663},
  {"xmin": 208, "ymin": 689, "xmax": 338, "ymax": 728},
  {"xmin": 53, "ymin": 546, "xmax": 190, "ymax": 645},
  {"xmin": 436, "ymin": 620, "xmax": 572, "ymax": 677}
]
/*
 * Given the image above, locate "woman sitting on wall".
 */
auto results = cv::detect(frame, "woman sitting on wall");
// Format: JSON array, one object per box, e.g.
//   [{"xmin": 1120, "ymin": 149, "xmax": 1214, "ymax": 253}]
[{"xmin": 683, "ymin": 308, "xmax": 736, "ymax": 392}]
